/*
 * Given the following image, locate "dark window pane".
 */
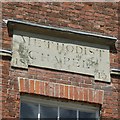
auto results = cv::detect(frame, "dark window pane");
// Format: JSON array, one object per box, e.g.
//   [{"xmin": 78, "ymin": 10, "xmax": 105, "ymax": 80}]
[
  {"xmin": 20, "ymin": 102, "xmax": 38, "ymax": 119},
  {"xmin": 60, "ymin": 108, "xmax": 77, "ymax": 119},
  {"xmin": 79, "ymin": 111, "xmax": 97, "ymax": 120},
  {"xmin": 40, "ymin": 105, "xmax": 57, "ymax": 119}
]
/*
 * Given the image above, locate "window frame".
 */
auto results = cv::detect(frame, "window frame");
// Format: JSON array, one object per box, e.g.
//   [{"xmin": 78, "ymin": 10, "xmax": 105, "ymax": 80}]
[{"xmin": 20, "ymin": 95, "xmax": 100, "ymax": 119}]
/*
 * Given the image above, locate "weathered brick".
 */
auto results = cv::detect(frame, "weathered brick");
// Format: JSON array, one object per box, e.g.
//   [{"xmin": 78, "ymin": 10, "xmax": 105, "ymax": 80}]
[
  {"xmin": 48, "ymin": 82, "xmax": 54, "ymax": 97},
  {"xmin": 89, "ymin": 89, "xmax": 94, "ymax": 103},
  {"xmin": 98, "ymin": 90, "xmax": 104, "ymax": 104},
  {"xmin": 73, "ymin": 86, "xmax": 79, "ymax": 100},
  {"xmin": 44, "ymin": 82, "xmax": 49, "ymax": 96},
  {"xmin": 24, "ymin": 78, "xmax": 29, "ymax": 93},
  {"xmin": 94, "ymin": 90, "xmax": 99, "ymax": 104},
  {"xmin": 64, "ymin": 85, "xmax": 68, "ymax": 99},
  {"xmin": 35, "ymin": 80, "xmax": 40, "ymax": 94},
  {"xmin": 69, "ymin": 86, "xmax": 74, "ymax": 100},
  {"xmin": 39, "ymin": 81, "xmax": 44, "ymax": 95},
  {"xmin": 1, "ymin": 2, "xmax": 119, "ymax": 120},
  {"xmin": 19, "ymin": 78, "xmax": 25, "ymax": 92},
  {"xmin": 60, "ymin": 84, "xmax": 64, "ymax": 98},
  {"xmin": 78, "ymin": 87, "xmax": 84, "ymax": 101},
  {"xmin": 83, "ymin": 88, "xmax": 89, "ymax": 102},
  {"xmin": 54, "ymin": 83, "xmax": 60, "ymax": 98},
  {"xmin": 29, "ymin": 79, "xmax": 34, "ymax": 93}
]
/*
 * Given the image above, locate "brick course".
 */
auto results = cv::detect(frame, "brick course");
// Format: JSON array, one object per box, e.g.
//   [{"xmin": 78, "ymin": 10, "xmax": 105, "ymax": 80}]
[{"xmin": 18, "ymin": 77, "xmax": 104, "ymax": 104}]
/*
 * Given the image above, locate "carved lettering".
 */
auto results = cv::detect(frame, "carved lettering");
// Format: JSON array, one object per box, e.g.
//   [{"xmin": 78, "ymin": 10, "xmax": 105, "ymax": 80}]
[
  {"xmin": 11, "ymin": 33, "xmax": 110, "ymax": 82},
  {"xmin": 66, "ymin": 45, "xmax": 74, "ymax": 52},
  {"xmin": 28, "ymin": 51, "xmax": 34, "ymax": 59}
]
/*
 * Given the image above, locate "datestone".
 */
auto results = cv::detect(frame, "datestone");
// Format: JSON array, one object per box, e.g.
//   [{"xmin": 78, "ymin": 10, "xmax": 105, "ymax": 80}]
[{"xmin": 11, "ymin": 30, "xmax": 111, "ymax": 82}]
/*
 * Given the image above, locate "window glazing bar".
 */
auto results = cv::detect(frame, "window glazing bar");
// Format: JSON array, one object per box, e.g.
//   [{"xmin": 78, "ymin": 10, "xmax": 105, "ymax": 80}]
[
  {"xmin": 38, "ymin": 104, "xmax": 40, "ymax": 120},
  {"xmin": 58, "ymin": 107, "xmax": 60, "ymax": 120},
  {"xmin": 77, "ymin": 110, "xmax": 79, "ymax": 120}
]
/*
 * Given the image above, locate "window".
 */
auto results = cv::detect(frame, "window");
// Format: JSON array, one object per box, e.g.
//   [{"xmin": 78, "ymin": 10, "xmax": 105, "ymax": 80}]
[{"xmin": 20, "ymin": 96, "xmax": 100, "ymax": 120}]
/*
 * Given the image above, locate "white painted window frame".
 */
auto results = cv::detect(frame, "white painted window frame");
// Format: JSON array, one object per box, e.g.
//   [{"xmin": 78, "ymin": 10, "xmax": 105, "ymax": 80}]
[{"xmin": 20, "ymin": 95, "xmax": 100, "ymax": 120}]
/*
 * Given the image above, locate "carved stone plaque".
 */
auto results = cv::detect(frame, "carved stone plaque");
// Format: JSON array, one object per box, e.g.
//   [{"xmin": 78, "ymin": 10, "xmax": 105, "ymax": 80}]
[{"xmin": 11, "ymin": 30, "xmax": 110, "ymax": 82}]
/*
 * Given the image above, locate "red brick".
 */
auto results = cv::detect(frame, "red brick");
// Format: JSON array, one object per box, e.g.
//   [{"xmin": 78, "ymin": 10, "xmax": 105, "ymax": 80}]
[
  {"xmin": 69, "ymin": 86, "xmax": 74, "ymax": 100},
  {"xmin": 19, "ymin": 78, "xmax": 25, "ymax": 92},
  {"xmin": 98, "ymin": 90, "xmax": 104, "ymax": 104},
  {"xmin": 39, "ymin": 81, "xmax": 44, "ymax": 95},
  {"xmin": 1, "ymin": 2, "xmax": 119, "ymax": 119},
  {"xmin": 29, "ymin": 80, "xmax": 34, "ymax": 93},
  {"xmin": 35, "ymin": 80, "xmax": 40, "ymax": 94},
  {"xmin": 94, "ymin": 90, "xmax": 99, "ymax": 104},
  {"xmin": 60, "ymin": 84, "xmax": 64, "ymax": 98},
  {"xmin": 83, "ymin": 88, "xmax": 89, "ymax": 102},
  {"xmin": 73, "ymin": 86, "xmax": 79, "ymax": 100},
  {"xmin": 54, "ymin": 84, "xmax": 60, "ymax": 98},
  {"xmin": 89, "ymin": 89, "xmax": 94, "ymax": 103},
  {"xmin": 24, "ymin": 79, "xmax": 29, "ymax": 93},
  {"xmin": 78, "ymin": 87, "xmax": 83, "ymax": 101},
  {"xmin": 64, "ymin": 85, "xmax": 68, "ymax": 99},
  {"xmin": 48, "ymin": 82, "xmax": 54, "ymax": 97},
  {"xmin": 105, "ymin": 109, "xmax": 113, "ymax": 114},
  {"xmin": 44, "ymin": 82, "xmax": 49, "ymax": 96}
]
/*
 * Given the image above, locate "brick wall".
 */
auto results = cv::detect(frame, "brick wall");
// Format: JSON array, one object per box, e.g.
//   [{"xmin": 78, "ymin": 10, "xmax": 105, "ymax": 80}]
[{"xmin": 1, "ymin": 2, "xmax": 120, "ymax": 120}]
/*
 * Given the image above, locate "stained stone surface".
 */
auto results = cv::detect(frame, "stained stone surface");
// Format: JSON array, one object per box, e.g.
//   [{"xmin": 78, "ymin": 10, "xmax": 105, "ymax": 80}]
[{"xmin": 11, "ymin": 30, "xmax": 110, "ymax": 82}]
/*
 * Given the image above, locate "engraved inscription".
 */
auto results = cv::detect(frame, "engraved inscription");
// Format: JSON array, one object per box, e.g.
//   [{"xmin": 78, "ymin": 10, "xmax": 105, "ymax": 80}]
[{"xmin": 11, "ymin": 31, "xmax": 110, "ymax": 82}]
